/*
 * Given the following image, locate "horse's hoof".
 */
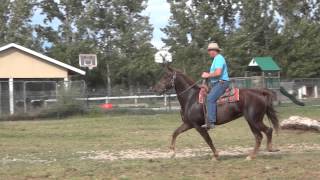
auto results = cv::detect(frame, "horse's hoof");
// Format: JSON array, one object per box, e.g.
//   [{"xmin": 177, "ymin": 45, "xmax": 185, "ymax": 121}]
[
  {"xmin": 213, "ymin": 152, "xmax": 219, "ymax": 159},
  {"xmin": 170, "ymin": 151, "xmax": 176, "ymax": 158},
  {"xmin": 245, "ymin": 156, "xmax": 253, "ymax": 161},
  {"xmin": 212, "ymin": 156, "xmax": 219, "ymax": 161}
]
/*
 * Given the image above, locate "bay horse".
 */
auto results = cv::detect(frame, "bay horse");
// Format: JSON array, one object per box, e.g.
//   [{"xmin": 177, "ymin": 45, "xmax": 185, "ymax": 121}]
[{"xmin": 152, "ymin": 66, "xmax": 280, "ymax": 160}]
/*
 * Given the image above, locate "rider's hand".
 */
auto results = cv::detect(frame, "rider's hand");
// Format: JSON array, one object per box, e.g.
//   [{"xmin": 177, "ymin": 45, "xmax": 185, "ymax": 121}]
[{"xmin": 201, "ymin": 72, "xmax": 210, "ymax": 79}]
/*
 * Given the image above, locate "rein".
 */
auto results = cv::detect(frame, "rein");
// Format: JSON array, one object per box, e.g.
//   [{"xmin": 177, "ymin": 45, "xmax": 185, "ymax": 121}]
[
  {"xmin": 170, "ymin": 71, "xmax": 203, "ymax": 96},
  {"xmin": 177, "ymin": 79, "xmax": 202, "ymax": 96}
]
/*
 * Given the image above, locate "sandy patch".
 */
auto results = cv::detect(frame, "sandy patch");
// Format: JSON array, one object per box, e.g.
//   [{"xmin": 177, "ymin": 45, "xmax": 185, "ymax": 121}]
[
  {"xmin": 2, "ymin": 144, "xmax": 319, "ymax": 164},
  {"xmin": 77, "ymin": 143, "xmax": 320, "ymax": 161},
  {"xmin": 1, "ymin": 156, "xmax": 56, "ymax": 164}
]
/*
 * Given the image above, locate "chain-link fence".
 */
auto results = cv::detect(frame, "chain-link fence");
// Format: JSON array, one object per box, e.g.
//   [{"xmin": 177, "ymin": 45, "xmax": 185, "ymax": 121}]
[
  {"xmin": 0, "ymin": 80, "xmax": 86, "ymax": 117},
  {"xmin": 230, "ymin": 76, "xmax": 280, "ymax": 90}
]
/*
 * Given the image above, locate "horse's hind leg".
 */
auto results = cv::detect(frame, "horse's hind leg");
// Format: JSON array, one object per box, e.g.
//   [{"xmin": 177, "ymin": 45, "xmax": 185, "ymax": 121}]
[
  {"xmin": 194, "ymin": 125, "xmax": 219, "ymax": 160},
  {"xmin": 170, "ymin": 123, "xmax": 192, "ymax": 158},
  {"xmin": 246, "ymin": 122, "xmax": 263, "ymax": 160},
  {"xmin": 257, "ymin": 122, "xmax": 279, "ymax": 152}
]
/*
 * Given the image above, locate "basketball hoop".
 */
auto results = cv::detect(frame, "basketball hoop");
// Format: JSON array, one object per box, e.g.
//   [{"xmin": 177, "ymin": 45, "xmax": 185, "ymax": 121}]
[
  {"xmin": 88, "ymin": 65, "xmax": 94, "ymax": 70},
  {"xmin": 79, "ymin": 54, "xmax": 97, "ymax": 70}
]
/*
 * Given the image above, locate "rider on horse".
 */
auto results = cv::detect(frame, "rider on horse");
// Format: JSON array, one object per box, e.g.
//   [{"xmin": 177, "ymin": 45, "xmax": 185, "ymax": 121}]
[{"xmin": 201, "ymin": 42, "xmax": 230, "ymax": 129}]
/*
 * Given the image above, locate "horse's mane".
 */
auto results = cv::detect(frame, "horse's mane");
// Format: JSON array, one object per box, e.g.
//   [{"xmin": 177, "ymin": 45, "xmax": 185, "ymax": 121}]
[{"xmin": 170, "ymin": 67, "xmax": 197, "ymax": 86}]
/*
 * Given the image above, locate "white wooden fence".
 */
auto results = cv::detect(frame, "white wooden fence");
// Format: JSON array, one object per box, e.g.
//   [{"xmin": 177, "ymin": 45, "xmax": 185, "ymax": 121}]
[{"xmin": 46, "ymin": 94, "xmax": 180, "ymax": 110}]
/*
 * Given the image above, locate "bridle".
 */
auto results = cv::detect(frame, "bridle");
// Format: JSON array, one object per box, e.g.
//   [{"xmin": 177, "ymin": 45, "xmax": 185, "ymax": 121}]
[
  {"xmin": 161, "ymin": 71, "xmax": 176, "ymax": 93},
  {"xmin": 165, "ymin": 71, "xmax": 202, "ymax": 96},
  {"xmin": 170, "ymin": 71, "xmax": 177, "ymax": 88}
]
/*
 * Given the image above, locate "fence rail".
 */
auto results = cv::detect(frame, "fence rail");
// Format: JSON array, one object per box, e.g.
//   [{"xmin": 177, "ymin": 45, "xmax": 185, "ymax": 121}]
[{"xmin": 45, "ymin": 94, "xmax": 178, "ymax": 109}]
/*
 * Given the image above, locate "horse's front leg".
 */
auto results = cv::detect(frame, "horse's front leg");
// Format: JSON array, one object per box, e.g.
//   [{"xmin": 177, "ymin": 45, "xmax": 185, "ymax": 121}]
[
  {"xmin": 194, "ymin": 125, "xmax": 219, "ymax": 160},
  {"xmin": 170, "ymin": 123, "xmax": 191, "ymax": 158}
]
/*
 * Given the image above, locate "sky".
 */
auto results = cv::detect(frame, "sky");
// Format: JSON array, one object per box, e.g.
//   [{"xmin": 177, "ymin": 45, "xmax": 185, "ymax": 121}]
[
  {"xmin": 142, "ymin": 0, "xmax": 171, "ymax": 49},
  {"xmin": 32, "ymin": 0, "xmax": 171, "ymax": 49}
]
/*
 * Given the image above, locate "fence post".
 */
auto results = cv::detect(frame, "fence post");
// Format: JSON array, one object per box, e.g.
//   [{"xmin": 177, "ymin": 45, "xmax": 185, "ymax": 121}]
[
  {"xmin": 9, "ymin": 78, "xmax": 14, "ymax": 115},
  {"xmin": 23, "ymin": 82, "xmax": 27, "ymax": 113},
  {"xmin": 0, "ymin": 82, "xmax": 1, "ymax": 115},
  {"xmin": 168, "ymin": 94, "xmax": 171, "ymax": 111},
  {"xmin": 298, "ymin": 86, "xmax": 306, "ymax": 99},
  {"xmin": 164, "ymin": 94, "xmax": 167, "ymax": 109},
  {"xmin": 134, "ymin": 96, "xmax": 138, "ymax": 106},
  {"xmin": 64, "ymin": 77, "xmax": 69, "ymax": 89},
  {"xmin": 298, "ymin": 88, "xmax": 302, "ymax": 99}
]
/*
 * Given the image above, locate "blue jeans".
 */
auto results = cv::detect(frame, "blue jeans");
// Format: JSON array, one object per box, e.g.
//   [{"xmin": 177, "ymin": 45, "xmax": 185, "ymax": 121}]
[{"xmin": 207, "ymin": 81, "xmax": 230, "ymax": 124}]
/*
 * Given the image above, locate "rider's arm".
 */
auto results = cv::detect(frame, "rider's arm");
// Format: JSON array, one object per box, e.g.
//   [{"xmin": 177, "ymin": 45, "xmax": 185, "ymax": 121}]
[
  {"xmin": 201, "ymin": 68, "xmax": 222, "ymax": 78},
  {"xmin": 209, "ymin": 55, "xmax": 224, "ymax": 78},
  {"xmin": 208, "ymin": 68, "xmax": 222, "ymax": 78},
  {"xmin": 202, "ymin": 55, "xmax": 224, "ymax": 78}
]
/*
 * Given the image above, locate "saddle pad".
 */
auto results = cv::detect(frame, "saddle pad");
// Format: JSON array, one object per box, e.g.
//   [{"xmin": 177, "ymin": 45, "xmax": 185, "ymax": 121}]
[
  {"xmin": 198, "ymin": 87, "xmax": 240, "ymax": 104},
  {"xmin": 217, "ymin": 88, "xmax": 240, "ymax": 104}
]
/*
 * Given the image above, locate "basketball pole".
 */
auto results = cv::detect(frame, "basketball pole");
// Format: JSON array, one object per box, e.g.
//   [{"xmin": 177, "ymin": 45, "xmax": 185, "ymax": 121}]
[{"xmin": 107, "ymin": 63, "xmax": 112, "ymax": 96}]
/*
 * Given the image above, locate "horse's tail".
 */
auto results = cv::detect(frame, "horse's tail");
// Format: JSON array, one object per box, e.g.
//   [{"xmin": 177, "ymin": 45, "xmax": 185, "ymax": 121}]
[{"xmin": 262, "ymin": 89, "xmax": 280, "ymax": 134}]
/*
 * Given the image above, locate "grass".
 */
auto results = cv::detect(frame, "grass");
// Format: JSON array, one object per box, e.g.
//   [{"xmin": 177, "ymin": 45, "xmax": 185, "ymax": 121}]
[{"xmin": 0, "ymin": 105, "xmax": 319, "ymax": 179}]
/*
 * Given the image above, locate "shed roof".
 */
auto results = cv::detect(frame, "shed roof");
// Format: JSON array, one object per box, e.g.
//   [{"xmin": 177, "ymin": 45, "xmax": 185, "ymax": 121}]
[
  {"xmin": 0, "ymin": 43, "xmax": 86, "ymax": 75},
  {"xmin": 248, "ymin": 56, "xmax": 281, "ymax": 71}
]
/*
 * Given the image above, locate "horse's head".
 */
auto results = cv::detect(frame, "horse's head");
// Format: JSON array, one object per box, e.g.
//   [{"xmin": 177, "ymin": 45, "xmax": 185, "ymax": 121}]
[{"xmin": 152, "ymin": 65, "xmax": 176, "ymax": 94}]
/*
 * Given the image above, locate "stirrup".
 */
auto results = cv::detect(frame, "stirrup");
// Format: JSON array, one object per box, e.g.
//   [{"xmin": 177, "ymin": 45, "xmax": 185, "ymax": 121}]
[{"xmin": 201, "ymin": 123, "xmax": 215, "ymax": 129}]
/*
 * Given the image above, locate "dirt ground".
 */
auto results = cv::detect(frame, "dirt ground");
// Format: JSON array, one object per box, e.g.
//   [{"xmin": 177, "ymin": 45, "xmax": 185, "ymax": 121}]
[{"xmin": 0, "ymin": 112, "xmax": 319, "ymax": 179}]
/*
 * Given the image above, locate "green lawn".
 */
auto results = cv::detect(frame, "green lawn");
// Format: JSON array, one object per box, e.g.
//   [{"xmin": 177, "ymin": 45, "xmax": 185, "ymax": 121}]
[{"xmin": 0, "ymin": 106, "xmax": 319, "ymax": 179}]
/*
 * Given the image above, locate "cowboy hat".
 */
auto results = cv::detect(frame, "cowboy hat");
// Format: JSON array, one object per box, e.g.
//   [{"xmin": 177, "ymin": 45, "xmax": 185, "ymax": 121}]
[{"xmin": 207, "ymin": 42, "xmax": 222, "ymax": 51}]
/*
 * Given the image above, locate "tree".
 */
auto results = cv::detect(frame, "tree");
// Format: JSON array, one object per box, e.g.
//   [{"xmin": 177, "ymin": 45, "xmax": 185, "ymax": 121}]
[
  {"xmin": 225, "ymin": 0, "xmax": 281, "ymax": 76},
  {"xmin": 0, "ymin": 0, "xmax": 41, "ymax": 50},
  {"xmin": 274, "ymin": 0, "xmax": 320, "ymax": 77},
  {"xmin": 163, "ymin": 0, "xmax": 238, "ymax": 79},
  {"xmin": 83, "ymin": 0, "xmax": 157, "ymax": 90},
  {"xmin": 37, "ymin": 0, "xmax": 87, "ymax": 65},
  {"xmin": 33, "ymin": 0, "xmax": 157, "ymax": 90}
]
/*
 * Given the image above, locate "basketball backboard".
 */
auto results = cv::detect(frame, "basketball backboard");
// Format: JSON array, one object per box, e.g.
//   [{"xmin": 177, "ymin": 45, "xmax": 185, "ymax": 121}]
[
  {"xmin": 79, "ymin": 54, "xmax": 97, "ymax": 70},
  {"xmin": 154, "ymin": 49, "xmax": 172, "ymax": 64}
]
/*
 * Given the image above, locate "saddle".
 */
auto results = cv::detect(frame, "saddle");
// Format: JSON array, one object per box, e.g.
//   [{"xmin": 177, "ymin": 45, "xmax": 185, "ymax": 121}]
[{"xmin": 198, "ymin": 85, "xmax": 240, "ymax": 104}]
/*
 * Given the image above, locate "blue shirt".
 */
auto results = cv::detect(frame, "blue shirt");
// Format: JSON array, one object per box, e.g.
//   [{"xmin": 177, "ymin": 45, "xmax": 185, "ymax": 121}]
[{"xmin": 209, "ymin": 54, "xmax": 229, "ymax": 83}]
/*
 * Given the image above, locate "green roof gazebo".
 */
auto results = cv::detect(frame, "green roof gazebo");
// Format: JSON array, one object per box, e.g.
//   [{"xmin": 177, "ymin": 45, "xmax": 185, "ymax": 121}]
[{"xmin": 245, "ymin": 56, "xmax": 281, "ymax": 89}]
